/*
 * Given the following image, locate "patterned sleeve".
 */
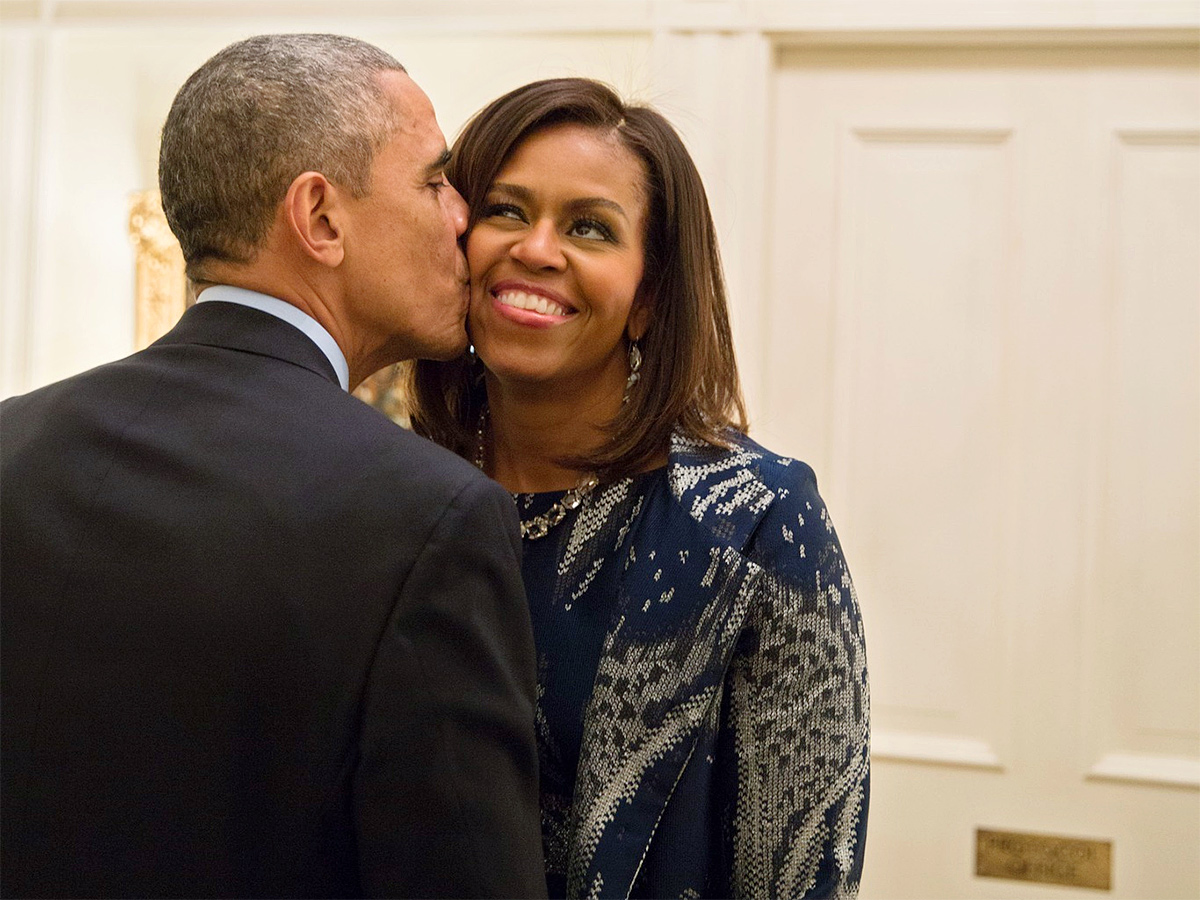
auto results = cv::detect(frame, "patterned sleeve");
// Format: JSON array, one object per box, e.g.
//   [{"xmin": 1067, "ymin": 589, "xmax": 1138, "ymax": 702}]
[{"xmin": 725, "ymin": 459, "xmax": 870, "ymax": 898}]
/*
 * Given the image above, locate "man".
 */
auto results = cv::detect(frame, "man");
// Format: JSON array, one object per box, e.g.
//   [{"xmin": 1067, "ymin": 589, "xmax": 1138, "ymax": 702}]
[{"xmin": 1, "ymin": 34, "xmax": 546, "ymax": 899}]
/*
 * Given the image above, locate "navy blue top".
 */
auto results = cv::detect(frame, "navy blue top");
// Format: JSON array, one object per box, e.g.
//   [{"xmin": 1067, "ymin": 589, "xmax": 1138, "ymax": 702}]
[
  {"xmin": 506, "ymin": 431, "xmax": 869, "ymax": 898},
  {"xmin": 514, "ymin": 468, "xmax": 670, "ymax": 897}
]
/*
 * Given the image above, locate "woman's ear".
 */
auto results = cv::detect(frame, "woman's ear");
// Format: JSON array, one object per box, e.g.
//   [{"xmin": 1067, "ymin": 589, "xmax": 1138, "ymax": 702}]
[
  {"xmin": 283, "ymin": 171, "xmax": 345, "ymax": 267},
  {"xmin": 627, "ymin": 290, "xmax": 653, "ymax": 342}
]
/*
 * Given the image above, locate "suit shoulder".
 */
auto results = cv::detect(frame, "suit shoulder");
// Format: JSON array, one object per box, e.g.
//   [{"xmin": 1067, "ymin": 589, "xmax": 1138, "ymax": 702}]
[
  {"xmin": 334, "ymin": 401, "xmax": 507, "ymax": 504},
  {"xmin": 355, "ymin": 408, "xmax": 478, "ymax": 475},
  {"xmin": 1, "ymin": 360, "xmax": 121, "ymax": 411}
]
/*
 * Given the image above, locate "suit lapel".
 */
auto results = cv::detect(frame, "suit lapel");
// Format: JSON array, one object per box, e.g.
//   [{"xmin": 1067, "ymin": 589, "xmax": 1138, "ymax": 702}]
[
  {"xmin": 566, "ymin": 433, "xmax": 775, "ymax": 898},
  {"xmin": 152, "ymin": 301, "xmax": 341, "ymax": 387}
]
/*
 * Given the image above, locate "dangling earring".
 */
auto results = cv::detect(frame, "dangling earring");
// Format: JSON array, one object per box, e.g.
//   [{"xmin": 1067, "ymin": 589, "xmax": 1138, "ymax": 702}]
[
  {"xmin": 623, "ymin": 339, "xmax": 641, "ymax": 405},
  {"xmin": 467, "ymin": 343, "xmax": 485, "ymax": 385}
]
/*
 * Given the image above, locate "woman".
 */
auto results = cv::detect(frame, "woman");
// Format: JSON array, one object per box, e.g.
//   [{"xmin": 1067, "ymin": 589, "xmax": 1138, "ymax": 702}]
[{"xmin": 409, "ymin": 78, "xmax": 869, "ymax": 899}]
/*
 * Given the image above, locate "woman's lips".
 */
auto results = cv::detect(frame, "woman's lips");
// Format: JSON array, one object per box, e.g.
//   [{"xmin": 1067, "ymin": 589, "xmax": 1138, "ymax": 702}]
[{"xmin": 488, "ymin": 284, "xmax": 576, "ymax": 327}]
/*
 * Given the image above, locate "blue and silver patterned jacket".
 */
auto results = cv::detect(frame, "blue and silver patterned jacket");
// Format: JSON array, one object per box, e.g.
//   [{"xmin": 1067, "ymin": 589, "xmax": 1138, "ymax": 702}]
[{"xmin": 563, "ymin": 430, "xmax": 870, "ymax": 899}]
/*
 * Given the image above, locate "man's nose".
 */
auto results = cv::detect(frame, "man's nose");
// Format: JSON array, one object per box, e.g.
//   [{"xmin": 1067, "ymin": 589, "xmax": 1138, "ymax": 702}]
[
  {"xmin": 447, "ymin": 186, "xmax": 468, "ymax": 237},
  {"xmin": 510, "ymin": 219, "xmax": 566, "ymax": 271}
]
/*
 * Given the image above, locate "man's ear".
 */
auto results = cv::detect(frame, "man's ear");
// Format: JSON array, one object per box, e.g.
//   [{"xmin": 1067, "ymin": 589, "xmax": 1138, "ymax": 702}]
[{"xmin": 283, "ymin": 171, "xmax": 345, "ymax": 267}]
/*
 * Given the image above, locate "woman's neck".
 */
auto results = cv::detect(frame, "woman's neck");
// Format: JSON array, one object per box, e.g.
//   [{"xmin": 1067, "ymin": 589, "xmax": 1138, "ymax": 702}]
[{"xmin": 484, "ymin": 375, "xmax": 621, "ymax": 494}]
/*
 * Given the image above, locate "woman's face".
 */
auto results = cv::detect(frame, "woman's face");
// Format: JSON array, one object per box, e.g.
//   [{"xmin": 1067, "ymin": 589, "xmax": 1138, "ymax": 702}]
[{"xmin": 465, "ymin": 122, "xmax": 650, "ymax": 400}]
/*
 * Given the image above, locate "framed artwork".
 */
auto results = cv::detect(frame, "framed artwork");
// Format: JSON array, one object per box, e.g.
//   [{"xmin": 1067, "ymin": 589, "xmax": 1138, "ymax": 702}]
[
  {"xmin": 128, "ymin": 189, "xmax": 408, "ymax": 424},
  {"xmin": 128, "ymin": 189, "xmax": 190, "ymax": 350}
]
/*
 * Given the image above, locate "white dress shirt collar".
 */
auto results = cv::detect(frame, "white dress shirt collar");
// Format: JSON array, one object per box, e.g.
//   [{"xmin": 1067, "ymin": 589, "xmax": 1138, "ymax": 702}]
[{"xmin": 196, "ymin": 285, "xmax": 350, "ymax": 392}]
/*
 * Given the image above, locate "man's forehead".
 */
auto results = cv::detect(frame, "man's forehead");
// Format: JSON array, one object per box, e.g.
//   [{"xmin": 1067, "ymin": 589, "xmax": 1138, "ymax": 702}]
[
  {"xmin": 379, "ymin": 70, "xmax": 433, "ymax": 122},
  {"xmin": 379, "ymin": 70, "xmax": 445, "ymax": 154}
]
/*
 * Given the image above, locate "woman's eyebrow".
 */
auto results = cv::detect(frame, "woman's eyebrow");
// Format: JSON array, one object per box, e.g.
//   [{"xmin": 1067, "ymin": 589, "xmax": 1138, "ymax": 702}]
[
  {"xmin": 567, "ymin": 197, "xmax": 627, "ymax": 220},
  {"xmin": 490, "ymin": 182, "xmax": 534, "ymax": 203},
  {"xmin": 490, "ymin": 182, "xmax": 628, "ymax": 221}
]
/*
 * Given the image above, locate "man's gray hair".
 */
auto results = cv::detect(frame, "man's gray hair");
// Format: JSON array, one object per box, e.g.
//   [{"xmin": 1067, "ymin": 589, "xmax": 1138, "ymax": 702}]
[{"xmin": 159, "ymin": 33, "xmax": 406, "ymax": 280}]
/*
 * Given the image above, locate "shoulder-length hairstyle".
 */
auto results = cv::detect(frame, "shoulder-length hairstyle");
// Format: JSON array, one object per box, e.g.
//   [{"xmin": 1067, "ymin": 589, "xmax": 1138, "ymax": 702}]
[{"xmin": 408, "ymin": 77, "xmax": 748, "ymax": 480}]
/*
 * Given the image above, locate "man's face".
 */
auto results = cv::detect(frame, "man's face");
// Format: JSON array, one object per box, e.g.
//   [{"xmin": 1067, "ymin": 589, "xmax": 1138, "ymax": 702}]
[{"xmin": 340, "ymin": 71, "xmax": 469, "ymax": 366}]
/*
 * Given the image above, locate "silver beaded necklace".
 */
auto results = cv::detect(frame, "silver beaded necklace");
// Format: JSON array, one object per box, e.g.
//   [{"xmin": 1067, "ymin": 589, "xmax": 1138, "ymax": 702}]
[{"xmin": 473, "ymin": 405, "xmax": 599, "ymax": 541}]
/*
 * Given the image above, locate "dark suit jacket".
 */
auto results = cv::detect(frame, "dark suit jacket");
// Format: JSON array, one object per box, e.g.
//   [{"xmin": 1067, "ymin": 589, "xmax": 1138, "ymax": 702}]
[{"xmin": 0, "ymin": 301, "xmax": 547, "ymax": 899}]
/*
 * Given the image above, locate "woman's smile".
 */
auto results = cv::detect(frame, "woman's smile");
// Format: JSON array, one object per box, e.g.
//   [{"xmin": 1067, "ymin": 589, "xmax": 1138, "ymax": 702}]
[{"xmin": 490, "ymin": 279, "xmax": 577, "ymax": 328}]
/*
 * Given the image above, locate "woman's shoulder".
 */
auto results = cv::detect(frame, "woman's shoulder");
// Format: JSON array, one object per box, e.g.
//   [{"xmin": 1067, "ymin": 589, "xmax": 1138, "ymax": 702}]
[
  {"xmin": 668, "ymin": 429, "xmax": 845, "ymax": 583},
  {"xmin": 734, "ymin": 431, "xmax": 819, "ymax": 494},
  {"xmin": 667, "ymin": 428, "xmax": 822, "ymax": 510}
]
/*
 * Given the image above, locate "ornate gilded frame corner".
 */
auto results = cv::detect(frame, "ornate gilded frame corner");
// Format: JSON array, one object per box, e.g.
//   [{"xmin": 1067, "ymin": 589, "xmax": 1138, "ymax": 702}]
[
  {"xmin": 128, "ymin": 189, "xmax": 189, "ymax": 350},
  {"xmin": 353, "ymin": 364, "xmax": 412, "ymax": 427}
]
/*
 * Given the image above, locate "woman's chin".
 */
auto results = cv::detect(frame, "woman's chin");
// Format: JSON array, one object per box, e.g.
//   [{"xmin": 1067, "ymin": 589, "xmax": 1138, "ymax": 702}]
[
  {"xmin": 476, "ymin": 347, "xmax": 556, "ymax": 385},
  {"xmin": 482, "ymin": 364, "xmax": 559, "ymax": 390}
]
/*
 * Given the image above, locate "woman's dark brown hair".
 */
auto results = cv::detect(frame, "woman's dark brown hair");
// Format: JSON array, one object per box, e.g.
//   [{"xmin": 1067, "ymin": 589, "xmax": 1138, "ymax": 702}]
[{"xmin": 407, "ymin": 77, "xmax": 748, "ymax": 480}]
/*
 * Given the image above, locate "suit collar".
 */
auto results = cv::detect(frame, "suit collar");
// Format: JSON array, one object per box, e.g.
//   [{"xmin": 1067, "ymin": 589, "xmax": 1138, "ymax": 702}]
[
  {"xmin": 153, "ymin": 301, "xmax": 341, "ymax": 388},
  {"xmin": 195, "ymin": 286, "xmax": 350, "ymax": 390}
]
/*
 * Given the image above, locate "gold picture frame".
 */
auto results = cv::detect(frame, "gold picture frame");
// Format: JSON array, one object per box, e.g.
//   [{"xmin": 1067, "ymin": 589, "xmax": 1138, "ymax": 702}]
[
  {"xmin": 128, "ymin": 189, "xmax": 408, "ymax": 424},
  {"xmin": 128, "ymin": 189, "xmax": 190, "ymax": 350}
]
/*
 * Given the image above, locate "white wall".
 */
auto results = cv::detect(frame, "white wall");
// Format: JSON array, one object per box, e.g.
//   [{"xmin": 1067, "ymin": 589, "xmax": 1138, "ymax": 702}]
[{"xmin": 9, "ymin": 0, "xmax": 1193, "ymax": 404}]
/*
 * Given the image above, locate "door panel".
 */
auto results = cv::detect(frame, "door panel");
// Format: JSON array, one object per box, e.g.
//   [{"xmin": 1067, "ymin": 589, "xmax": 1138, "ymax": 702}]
[{"xmin": 765, "ymin": 45, "xmax": 1200, "ymax": 898}]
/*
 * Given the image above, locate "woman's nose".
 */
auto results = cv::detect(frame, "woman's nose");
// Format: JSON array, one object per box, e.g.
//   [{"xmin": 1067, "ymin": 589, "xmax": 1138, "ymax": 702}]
[{"xmin": 509, "ymin": 219, "xmax": 566, "ymax": 270}]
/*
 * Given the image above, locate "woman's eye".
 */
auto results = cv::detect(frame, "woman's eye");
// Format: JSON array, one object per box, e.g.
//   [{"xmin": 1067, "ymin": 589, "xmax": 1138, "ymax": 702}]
[
  {"xmin": 482, "ymin": 202, "xmax": 526, "ymax": 222},
  {"xmin": 569, "ymin": 219, "xmax": 615, "ymax": 242}
]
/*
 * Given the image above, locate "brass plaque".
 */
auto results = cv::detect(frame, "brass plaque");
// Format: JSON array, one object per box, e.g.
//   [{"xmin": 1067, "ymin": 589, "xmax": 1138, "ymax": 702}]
[{"xmin": 976, "ymin": 828, "xmax": 1112, "ymax": 890}]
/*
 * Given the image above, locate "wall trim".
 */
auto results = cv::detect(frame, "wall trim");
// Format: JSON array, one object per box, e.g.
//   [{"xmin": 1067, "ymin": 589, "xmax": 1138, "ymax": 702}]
[
  {"xmin": 873, "ymin": 730, "xmax": 1004, "ymax": 770},
  {"xmin": 770, "ymin": 26, "xmax": 1200, "ymax": 47},
  {"xmin": 3, "ymin": 0, "xmax": 1197, "ymax": 36},
  {"xmin": 1087, "ymin": 753, "xmax": 1200, "ymax": 789}
]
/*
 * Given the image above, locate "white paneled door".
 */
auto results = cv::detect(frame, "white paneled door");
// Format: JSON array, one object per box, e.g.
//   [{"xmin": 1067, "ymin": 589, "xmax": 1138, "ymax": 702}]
[{"xmin": 763, "ymin": 44, "xmax": 1199, "ymax": 898}]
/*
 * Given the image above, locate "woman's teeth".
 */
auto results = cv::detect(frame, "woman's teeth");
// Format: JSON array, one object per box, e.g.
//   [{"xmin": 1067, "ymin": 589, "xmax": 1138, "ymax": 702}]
[{"xmin": 496, "ymin": 290, "xmax": 570, "ymax": 317}]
